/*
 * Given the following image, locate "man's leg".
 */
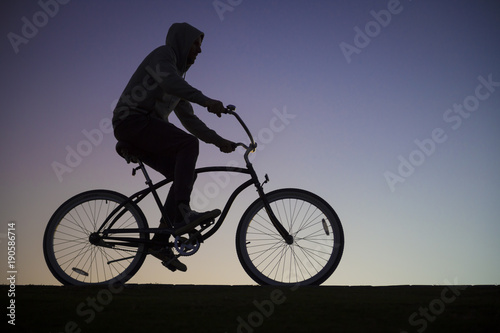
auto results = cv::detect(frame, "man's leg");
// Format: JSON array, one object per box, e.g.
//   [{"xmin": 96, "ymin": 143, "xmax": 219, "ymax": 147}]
[
  {"xmin": 140, "ymin": 137, "xmax": 198, "ymax": 227},
  {"xmin": 115, "ymin": 115, "xmax": 199, "ymax": 220},
  {"xmin": 170, "ymin": 134, "xmax": 199, "ymax": 219},
  {"xmin": 114, "ymin": 115, "xmax": 197, "ymax": 272}
]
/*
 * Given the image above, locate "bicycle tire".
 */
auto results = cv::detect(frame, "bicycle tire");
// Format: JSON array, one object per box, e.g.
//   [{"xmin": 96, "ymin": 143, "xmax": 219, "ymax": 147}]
[
  {"xmin": 43, "ymin": 190, "xmax": 149, "ymax": 286},
  {"xmin": 236, "ymin": 188, "xmax": 344, "ymax": 286}
]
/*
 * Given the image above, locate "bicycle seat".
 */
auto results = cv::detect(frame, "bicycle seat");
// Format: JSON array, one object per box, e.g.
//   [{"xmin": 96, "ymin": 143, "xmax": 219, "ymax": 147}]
[{"xmin": 116, "ymin": 141, "xmax": 147, "ymax": 164}]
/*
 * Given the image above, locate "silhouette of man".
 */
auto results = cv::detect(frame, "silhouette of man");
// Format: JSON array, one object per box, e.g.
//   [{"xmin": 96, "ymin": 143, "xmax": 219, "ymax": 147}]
[{"xmin": 112, "ymin": 22, "xmax": 235, "ymax": 271}]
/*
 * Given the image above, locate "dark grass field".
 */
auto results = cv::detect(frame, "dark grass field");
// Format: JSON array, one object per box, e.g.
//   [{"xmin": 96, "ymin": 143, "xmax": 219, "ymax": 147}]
[{"xmin": 3, "ymin": 285, "xmax": 499, "ymax": 333}]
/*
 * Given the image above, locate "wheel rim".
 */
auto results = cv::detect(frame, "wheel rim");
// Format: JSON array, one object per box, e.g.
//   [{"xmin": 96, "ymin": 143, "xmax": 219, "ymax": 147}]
[
  {"xmin": 45, "ymin": 193, "xmax": 147, "ymax": 285},
  {"xmin": 238, "ymin": 190, "xmax": 343, "ymax": 286}
]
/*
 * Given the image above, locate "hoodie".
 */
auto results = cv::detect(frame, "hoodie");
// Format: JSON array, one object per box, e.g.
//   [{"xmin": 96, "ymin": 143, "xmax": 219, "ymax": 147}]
[{"xmin": 112, "ymin": 22, "xmax": 224, "ymax": 145}]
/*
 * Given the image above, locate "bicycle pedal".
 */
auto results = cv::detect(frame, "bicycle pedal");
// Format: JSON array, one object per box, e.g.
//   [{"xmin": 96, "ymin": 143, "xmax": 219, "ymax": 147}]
[
  {"xmin": 161, "ymin": 260, "xmax": 177, "ymax": 272},
  {"xmin": 161, "ymin": 254, "xmax": 188, "ymax": 272}
]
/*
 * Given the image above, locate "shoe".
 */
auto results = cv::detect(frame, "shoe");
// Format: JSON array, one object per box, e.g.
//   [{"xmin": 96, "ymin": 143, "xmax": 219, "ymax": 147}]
[
  {"xmin": 174, "ymin": 209, "xmax": 221, "ymax": 235},
  {"xmin": 149, "ymin": 246, "xmax": 187, "ymax": 272}
]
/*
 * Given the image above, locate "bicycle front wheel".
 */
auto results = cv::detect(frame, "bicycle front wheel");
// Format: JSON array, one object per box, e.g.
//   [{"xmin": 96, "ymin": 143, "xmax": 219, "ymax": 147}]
[
  {"xmin": 236, "ymin": 188, "xmax": 344, "ymax": 286},
  {"xmin": 43, "ymin": 190, "xmax": 148, "ymax": 286}
]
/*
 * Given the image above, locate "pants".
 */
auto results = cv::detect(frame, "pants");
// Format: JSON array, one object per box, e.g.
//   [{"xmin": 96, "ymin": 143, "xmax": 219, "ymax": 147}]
[{"xmin": 114, "ymin": 114, "xmax": 199, "ymax": 225}]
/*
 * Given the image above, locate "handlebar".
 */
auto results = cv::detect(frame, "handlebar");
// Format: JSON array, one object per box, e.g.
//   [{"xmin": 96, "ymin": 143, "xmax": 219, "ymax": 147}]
[{"xmin": 224, "ymin": 105, "xmax": 257, "ymax": 154}]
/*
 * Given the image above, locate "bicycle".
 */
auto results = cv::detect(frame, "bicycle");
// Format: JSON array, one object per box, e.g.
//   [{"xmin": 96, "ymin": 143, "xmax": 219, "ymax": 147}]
[{"xmin": 43, "ymin": 105, "xmax": 344, "ymax": 286}]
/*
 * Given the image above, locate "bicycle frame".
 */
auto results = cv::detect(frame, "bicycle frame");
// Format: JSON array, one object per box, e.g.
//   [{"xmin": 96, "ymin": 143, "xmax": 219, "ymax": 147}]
[{"xmin": 97, "ymin": 107, "xmax": 292, "ymax": 249}]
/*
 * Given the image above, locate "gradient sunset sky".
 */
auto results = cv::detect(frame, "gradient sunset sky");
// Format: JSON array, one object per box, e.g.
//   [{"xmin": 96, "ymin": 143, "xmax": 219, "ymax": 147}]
[{"xmin": 1, "ymin": 0, "xmax": 499, "ymax": 286}]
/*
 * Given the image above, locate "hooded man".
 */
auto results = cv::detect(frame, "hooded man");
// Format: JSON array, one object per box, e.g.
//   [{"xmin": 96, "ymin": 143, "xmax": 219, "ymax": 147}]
[{"xmin": 113, "ymin": 22, "xmax": 235, "ymax": 271}]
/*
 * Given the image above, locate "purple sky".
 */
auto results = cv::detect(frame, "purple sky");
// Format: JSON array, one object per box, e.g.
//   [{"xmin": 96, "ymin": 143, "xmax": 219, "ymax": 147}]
[{"xmin": 1, "ymin": 0, "xmax": 500, "ymax": 286}]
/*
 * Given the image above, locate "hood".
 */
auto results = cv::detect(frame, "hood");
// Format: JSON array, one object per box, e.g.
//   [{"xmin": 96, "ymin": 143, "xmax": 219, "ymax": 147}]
[{"xmin": 165, "ymin": 22, "xmax": 204, "ymax": 73}]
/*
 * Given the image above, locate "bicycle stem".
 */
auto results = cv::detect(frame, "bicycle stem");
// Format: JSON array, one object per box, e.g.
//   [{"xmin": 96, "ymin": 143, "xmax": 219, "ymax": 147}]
[{"xmin": 225, "ymin": 106, "xmax": 257, "ymax": 166}]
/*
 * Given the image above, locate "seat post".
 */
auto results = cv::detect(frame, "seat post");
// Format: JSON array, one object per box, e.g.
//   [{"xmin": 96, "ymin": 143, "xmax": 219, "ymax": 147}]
[{"xmin": 137, "ymin": 160, "xmax": 153, "ymax": 186}]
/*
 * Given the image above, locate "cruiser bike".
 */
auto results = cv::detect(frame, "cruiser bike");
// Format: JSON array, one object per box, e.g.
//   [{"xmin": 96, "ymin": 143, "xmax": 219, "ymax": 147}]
[{"xmin": 43, "ymin": 105, "xmax": 344, "ymax": 286}]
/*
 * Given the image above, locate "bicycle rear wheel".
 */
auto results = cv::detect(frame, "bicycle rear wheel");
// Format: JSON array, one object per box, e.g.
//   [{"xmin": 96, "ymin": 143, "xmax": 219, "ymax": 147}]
[
  {"xmin": 43, "ymin": 190, "xmax": 148, "ymax": 286},
  {"xmin": 236, "ymin": 188, "xmax": 344, "ymax": 286}
]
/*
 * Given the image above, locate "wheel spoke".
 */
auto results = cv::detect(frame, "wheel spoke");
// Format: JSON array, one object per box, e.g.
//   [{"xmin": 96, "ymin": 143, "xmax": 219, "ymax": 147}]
[
  {"xmin": 44, "ymin": 191, "xmax": 147, "ymax": 285},
  {"xmin": 237, "ymin": 189, "xmax": 344, "ymax": 286}
]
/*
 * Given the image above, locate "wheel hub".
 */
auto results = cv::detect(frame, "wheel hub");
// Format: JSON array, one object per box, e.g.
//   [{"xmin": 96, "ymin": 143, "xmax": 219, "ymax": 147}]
[{"xmin": 89, "ymin": 232, "xmax": 101, "ymax": 245}]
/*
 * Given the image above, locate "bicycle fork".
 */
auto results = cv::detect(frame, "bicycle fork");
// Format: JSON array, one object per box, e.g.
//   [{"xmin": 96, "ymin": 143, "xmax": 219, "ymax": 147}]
[{"xmin": 250, "ymin": 168, "xmax": 294, "ymax": 245}]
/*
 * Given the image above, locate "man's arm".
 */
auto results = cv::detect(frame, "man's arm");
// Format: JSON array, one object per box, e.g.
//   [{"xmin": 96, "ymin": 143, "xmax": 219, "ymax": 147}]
[
  {"xmin": 174, "ymin": 100, "xmax": 223, "ymax": 144},
  {"xmin": 175, "ymin": 100, "xmax": 235, "ymax": 152}
]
